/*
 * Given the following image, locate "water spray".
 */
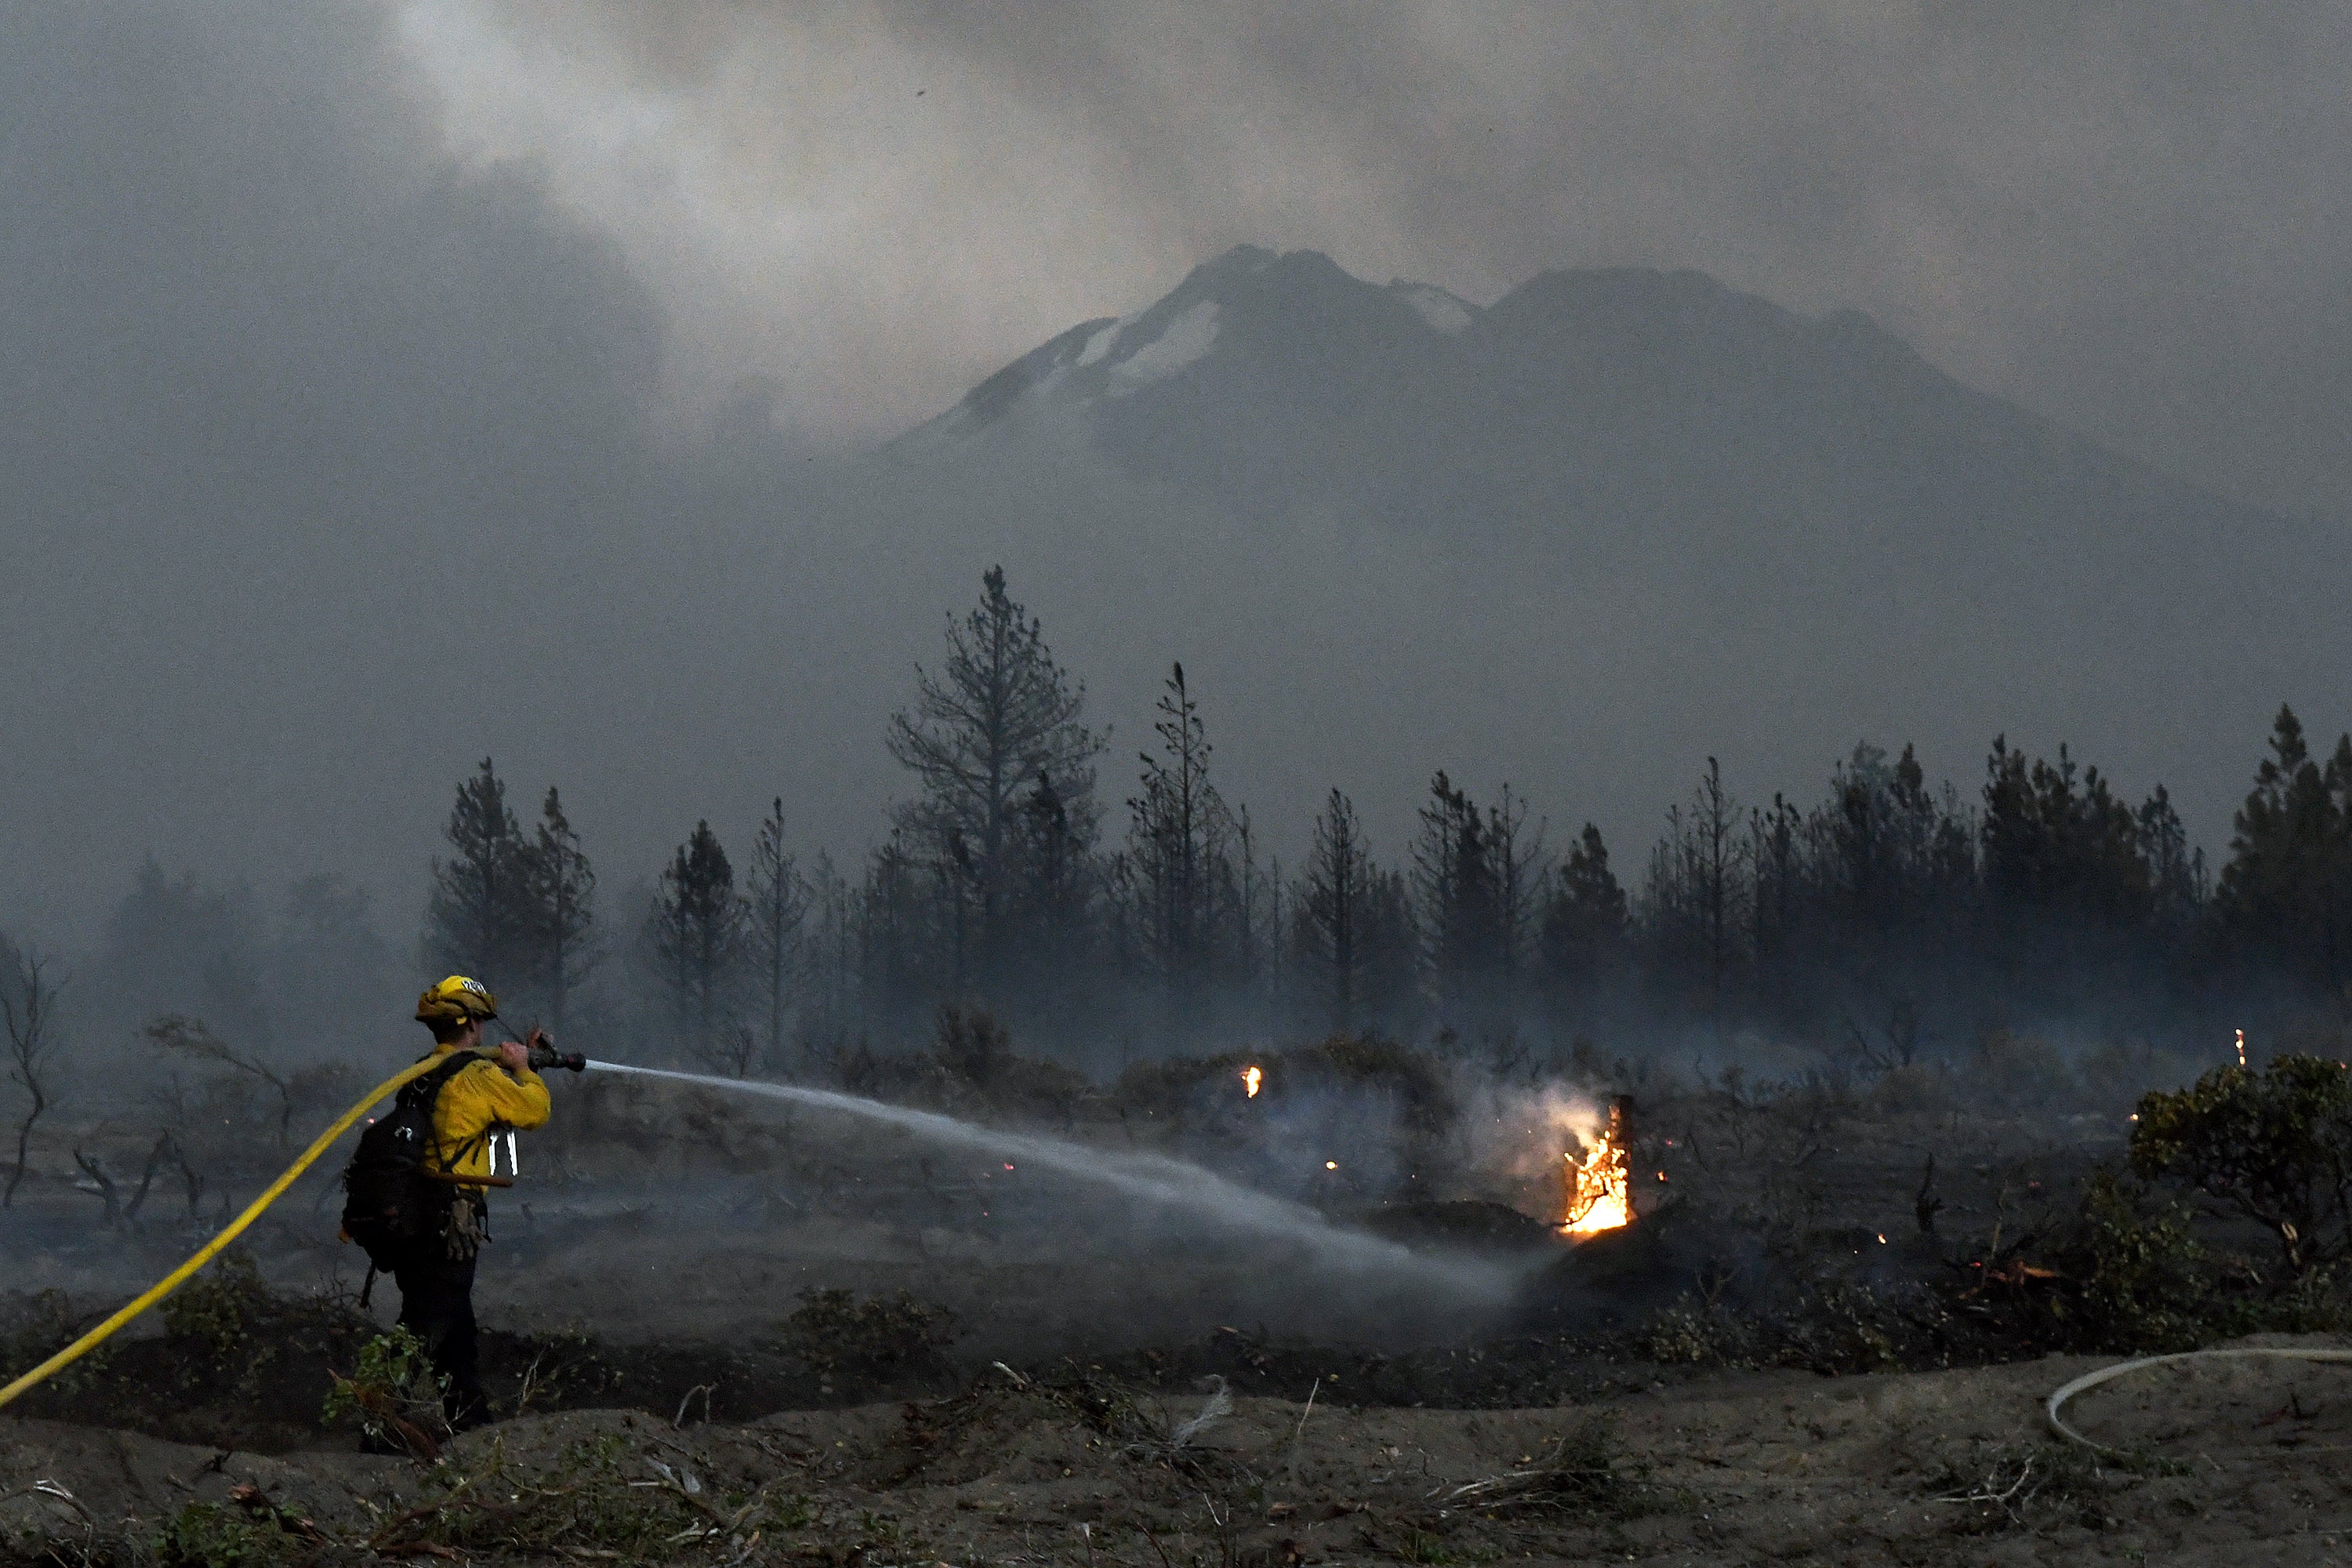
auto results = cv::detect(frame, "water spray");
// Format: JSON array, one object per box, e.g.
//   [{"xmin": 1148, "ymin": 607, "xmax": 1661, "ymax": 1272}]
[{"xmin": 583, "ymin": 1060, "xmax": 1514, "ymax": 1298}]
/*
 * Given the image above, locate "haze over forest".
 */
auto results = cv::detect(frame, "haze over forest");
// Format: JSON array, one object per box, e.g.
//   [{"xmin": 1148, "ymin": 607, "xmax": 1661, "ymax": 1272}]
[{"xmin": 5, "ymin": 1, "xmax": 2351, "ymax": 1069}]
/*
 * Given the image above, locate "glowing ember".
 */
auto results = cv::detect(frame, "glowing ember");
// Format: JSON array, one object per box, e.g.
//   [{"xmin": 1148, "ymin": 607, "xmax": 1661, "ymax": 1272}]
[
  {"xmin": 1562, "ymin": 1102, "xmax": 1632, "ymax": 1236},
  {"xmin": 2235, "ymin": 1028, "xmax": 2248, "ymax": 1068},
  {"xmin": 1241, "ymin": 1065, "xmax": 1264, "ymax": 1098}
]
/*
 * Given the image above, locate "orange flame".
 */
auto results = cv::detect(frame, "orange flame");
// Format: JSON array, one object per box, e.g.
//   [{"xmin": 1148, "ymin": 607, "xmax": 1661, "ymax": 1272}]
[
  {"xmin": 2235, "ymin": 1028, "xmax": 2248, "ymax": 1068},
  {"xmin": 1241, "ymin": 1065, "xmax": 1263, "ymax": 1098},
  {"xmin": 1562, "ymin": 1103, "xmax": 1632, "ymax": 1236}
]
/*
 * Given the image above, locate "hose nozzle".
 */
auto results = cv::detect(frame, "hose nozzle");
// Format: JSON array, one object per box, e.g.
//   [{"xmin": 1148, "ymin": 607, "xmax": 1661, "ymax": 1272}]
[{"xmin": 527, "ymin": 1040, "xmax": 587, "ymax": 1073}]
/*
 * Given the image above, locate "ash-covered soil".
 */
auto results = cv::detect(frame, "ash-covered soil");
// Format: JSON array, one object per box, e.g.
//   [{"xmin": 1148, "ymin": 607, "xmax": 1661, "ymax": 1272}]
[
  {"xmin": 8, "ymin": 1341, "xmax": 2351, "ymax": 1566},
  {"xmin": 8, "ymin": 1036, "xmax": 2348, "ymax": 1560}
]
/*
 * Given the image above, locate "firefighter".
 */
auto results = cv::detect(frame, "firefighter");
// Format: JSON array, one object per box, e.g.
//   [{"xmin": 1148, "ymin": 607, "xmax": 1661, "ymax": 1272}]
[{"xmin": 401, "ymin": 975, "xmax": 553, "ymax": 1429}]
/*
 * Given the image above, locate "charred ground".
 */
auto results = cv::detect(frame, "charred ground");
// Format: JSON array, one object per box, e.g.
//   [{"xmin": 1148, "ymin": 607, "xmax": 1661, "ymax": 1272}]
[{"xmin": 5, "ymin": 1026, "xmax": 2352, "ymax": 1563}]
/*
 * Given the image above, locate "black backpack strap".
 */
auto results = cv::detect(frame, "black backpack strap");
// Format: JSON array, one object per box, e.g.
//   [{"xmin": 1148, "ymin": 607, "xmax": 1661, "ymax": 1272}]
[
  {"xmin": 440, "ymin": 1128, "xmax": 492, "ymax": 1174},
  {"xmin": 399, "ymin": 1051, "xmax": 483, "ymax": 1108},
  {"xmin": 408, "ymin": 1051, "xmax": 494, "ymax": 1176}
]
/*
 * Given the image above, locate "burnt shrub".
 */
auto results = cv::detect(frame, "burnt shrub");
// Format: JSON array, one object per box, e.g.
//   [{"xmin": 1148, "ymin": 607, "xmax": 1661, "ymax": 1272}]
[
  {"xmin": 934, "ymin": 1004, "xmax": 1011, "ymax": 1082},
  {"xmin": 781, "ymin": 1288, "xmax": 960, "ymax": 1377}
]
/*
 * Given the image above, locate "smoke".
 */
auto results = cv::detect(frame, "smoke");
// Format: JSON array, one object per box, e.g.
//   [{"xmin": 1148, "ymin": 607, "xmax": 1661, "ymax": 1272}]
[
  {"xmin": 403, "ymin": 1, "xmax": 2352, "ymax": 519},
  {"xmin": 1447, "ymin": 1078, "xmax": 1615, "ymax": 1226},
  {"xmin": 2, "ymin": 0, "xmax": 2340, "ymax": 1117}
]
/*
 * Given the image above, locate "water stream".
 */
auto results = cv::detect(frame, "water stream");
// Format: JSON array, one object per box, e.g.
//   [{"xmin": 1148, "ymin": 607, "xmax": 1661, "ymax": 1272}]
[{"xmin": 583, "ymin": 1061, "xmax": 1515, "ymax": 1303}]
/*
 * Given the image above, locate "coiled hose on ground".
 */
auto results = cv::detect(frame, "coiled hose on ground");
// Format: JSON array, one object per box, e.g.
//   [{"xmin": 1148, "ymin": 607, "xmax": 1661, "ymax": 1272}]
[
  {"xmin": 0, "ymin": 1054, "xmax": 445, "ymax": 1414},
  {"xmin": 2046, "ymin": 1345, "xmax": 2352, "ymax": 1450}
]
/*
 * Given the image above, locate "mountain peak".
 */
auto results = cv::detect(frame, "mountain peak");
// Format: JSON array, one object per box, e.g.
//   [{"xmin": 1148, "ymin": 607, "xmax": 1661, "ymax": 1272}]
[
  {"xmin": 1163, "ymin": 245, "xmax": 1365, "ymax": 312},
  {"xmin": 892, "ymin": 247, "xmax": 2037, "ymax": 498},
  {"xmin": 898, "ymin": 246, "xmax": 1489, "ymax": 451},
  {"xmin": 1195, "ymin": 242, "xmax": 1279, "ymax": 275}
]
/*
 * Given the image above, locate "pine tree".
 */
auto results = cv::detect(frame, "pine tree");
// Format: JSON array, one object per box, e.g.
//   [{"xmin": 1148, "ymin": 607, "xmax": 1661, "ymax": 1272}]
[
  {"xmin": 1487, "ymin": 786, "xmax": 1547, "ymax": 1001},
  {"xmin": 2216, "ymin": 706, "xmax": 2352, "ymax": 988},
  {"xmin": 648, "ymin": 821, "xmax": 748, "ymax": 1069},
  {"xmin": 1823, "ymin": 742, "xmax": 1944, "ymax": 924},
  {"xmin": 425, "ymin": 758, "xmax": 533, "ymax": 985},
  {"xmin": 1747, "ymin": 795, "xmax": 1802, "ymax": 979},
  {"xmin": 1126, "ymin": 662, "xmax": 1237, "ymax": 994},
  {"xmin": 1229, "ymin": 807, "xmax": 1276, "ymax": 996},
  {"xmin": 1295, "ymin": 789, "xmax": 1368, "ymax": 1031},
  {"xmin": 1413, "ymin": 771, "xmax": 1507, "ymax": 1018},
  {"xmin": 1692, "ymin": 757, "xmax": 1744, "ymax": 1002},
  {"xmin": 886, "ymin": 566, "xmax": 1103, "ymax": 992},
  {"xmin": 800, "ymin": 851, "xmax": 856, "ymax": 1054},
  {"xmin": 1980, "ymin": 736, "xmax": 2151, "ymax": 925},
  {"xmin": 745, "ymin": 797, "xmax": 808, "ymax": 1069},
  {"xmin": 528, "ymin": 786, "xmax": 597, "ymax": 1035},
  {"xmin": 1357, "ymin": 866, "xmax": 1421, "ymax": 1027},
  {"xmin": 1645, "ymin": 757, "xmax": 1748, "ymax": 1019},
  {"xmin": 857, "ymin": 833, "xmax": 930, "ymax": 1024},
  {"xmin": 2136, "ymin": 784, "xmax": 2205, "ymax": 929},
  {"xmin": 1013, "ymin": 773, "xmax": 1091, "ymax": 968},
  {"xmin": 1544, "ymin": 823, "xmax": 1627, "ymax": 993}
]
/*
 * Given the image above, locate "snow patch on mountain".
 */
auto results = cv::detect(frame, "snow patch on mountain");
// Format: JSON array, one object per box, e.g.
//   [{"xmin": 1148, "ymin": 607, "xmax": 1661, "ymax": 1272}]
[
  {"xmin": 1075, "ymin": 321, "xmax": 1119, "ymax": 368},
  {"xmin": 1107, "ymin": 301, "xmax": 1220, "ymax": 396},
  {"xmin": 1396, "ymin": 284, "xmax": 1475, "ymax": 335}
]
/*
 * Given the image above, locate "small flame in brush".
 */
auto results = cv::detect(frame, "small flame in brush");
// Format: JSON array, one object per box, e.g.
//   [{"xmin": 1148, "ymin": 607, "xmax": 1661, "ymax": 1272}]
[{"xmin": 1240, "ymin": 1065, "xmax": 1263, "ymax": 1098}]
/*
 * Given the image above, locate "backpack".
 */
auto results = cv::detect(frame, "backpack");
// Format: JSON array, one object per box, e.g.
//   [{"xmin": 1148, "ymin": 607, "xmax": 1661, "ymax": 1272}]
[{"xmin": 340, "ymin": 1053, "xmax": 481, "ymax": 1271}]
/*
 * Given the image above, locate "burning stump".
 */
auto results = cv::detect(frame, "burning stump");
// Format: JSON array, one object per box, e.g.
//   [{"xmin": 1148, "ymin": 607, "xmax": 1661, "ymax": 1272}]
[
  {"xmin": 1506, "ymin": 1094, "xmax": 1671, "ymax": 1334},
  {"xmin": 1563, "ymin": 1097, "xmax": 1635, "ymax": 1237}
]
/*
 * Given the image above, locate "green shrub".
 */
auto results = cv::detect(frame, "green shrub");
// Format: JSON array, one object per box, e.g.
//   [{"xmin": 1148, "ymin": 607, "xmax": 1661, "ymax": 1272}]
[
  {"xmin": 2062, "ymin": 1170, "xmax": 2209, "ymax": 1352},
  {"xmin": 162, "ymin": 1254, "xmax": 267, "ymax": 1360},
  {"xmin": 323, "ymin": 1326, "xmax": 446, "ymax": 1448},
  {"xmin": 2130, "ymin": 1054, "xmax": 2352, "ymax": 1276},
  {"xmin": 151, "ymin": 1501, "xmax": 289, "ymax": 1568}
]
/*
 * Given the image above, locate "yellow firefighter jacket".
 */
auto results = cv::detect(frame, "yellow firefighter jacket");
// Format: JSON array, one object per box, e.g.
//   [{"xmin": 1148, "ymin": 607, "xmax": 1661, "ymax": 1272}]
[{"xmin": 424, "ymin": 1044, "xmax": 551, "ymax": 1180}]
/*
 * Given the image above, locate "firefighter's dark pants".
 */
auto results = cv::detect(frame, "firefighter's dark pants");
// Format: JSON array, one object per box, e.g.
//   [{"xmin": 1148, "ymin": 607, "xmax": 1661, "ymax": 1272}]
[{"xmin": 393, "ymin": 1250, "xmax": 485, "ymax": 1428}]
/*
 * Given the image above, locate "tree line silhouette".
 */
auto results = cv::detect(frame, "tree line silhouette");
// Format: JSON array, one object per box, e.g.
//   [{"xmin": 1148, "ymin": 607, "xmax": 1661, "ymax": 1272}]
[{"xmin": 409, "ymin": 567, "xmax": 2352, "ymax": 1071}]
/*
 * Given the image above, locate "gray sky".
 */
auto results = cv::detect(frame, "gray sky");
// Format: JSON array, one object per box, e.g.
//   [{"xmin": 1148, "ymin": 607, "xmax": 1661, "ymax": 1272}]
[
  {"xmin": 404, "ymin": 0, "xmax": 2352, "ymax": 517},
  {"xmin": 3, "ymin": 0, "xmax": 2347, "ymax": 946}
]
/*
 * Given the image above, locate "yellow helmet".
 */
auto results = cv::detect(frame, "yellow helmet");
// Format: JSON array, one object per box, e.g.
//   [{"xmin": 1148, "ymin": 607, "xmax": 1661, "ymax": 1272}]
[{"xmin": 416, "ymin": 975, "xmax": 499, "ymax": 1028}]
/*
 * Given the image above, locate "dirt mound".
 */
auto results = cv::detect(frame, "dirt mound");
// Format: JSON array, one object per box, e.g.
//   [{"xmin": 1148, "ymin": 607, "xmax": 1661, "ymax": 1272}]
[{"xmin": 9, "ymin": 1339, "xmax": 2351, "ymax": 1566}]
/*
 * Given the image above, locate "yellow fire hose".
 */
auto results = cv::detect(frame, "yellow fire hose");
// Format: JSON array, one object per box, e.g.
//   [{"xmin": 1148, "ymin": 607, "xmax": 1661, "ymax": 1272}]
[{"xmin": 0, "ymin": 1054, "xmax": 447, "ymax": 1414}]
